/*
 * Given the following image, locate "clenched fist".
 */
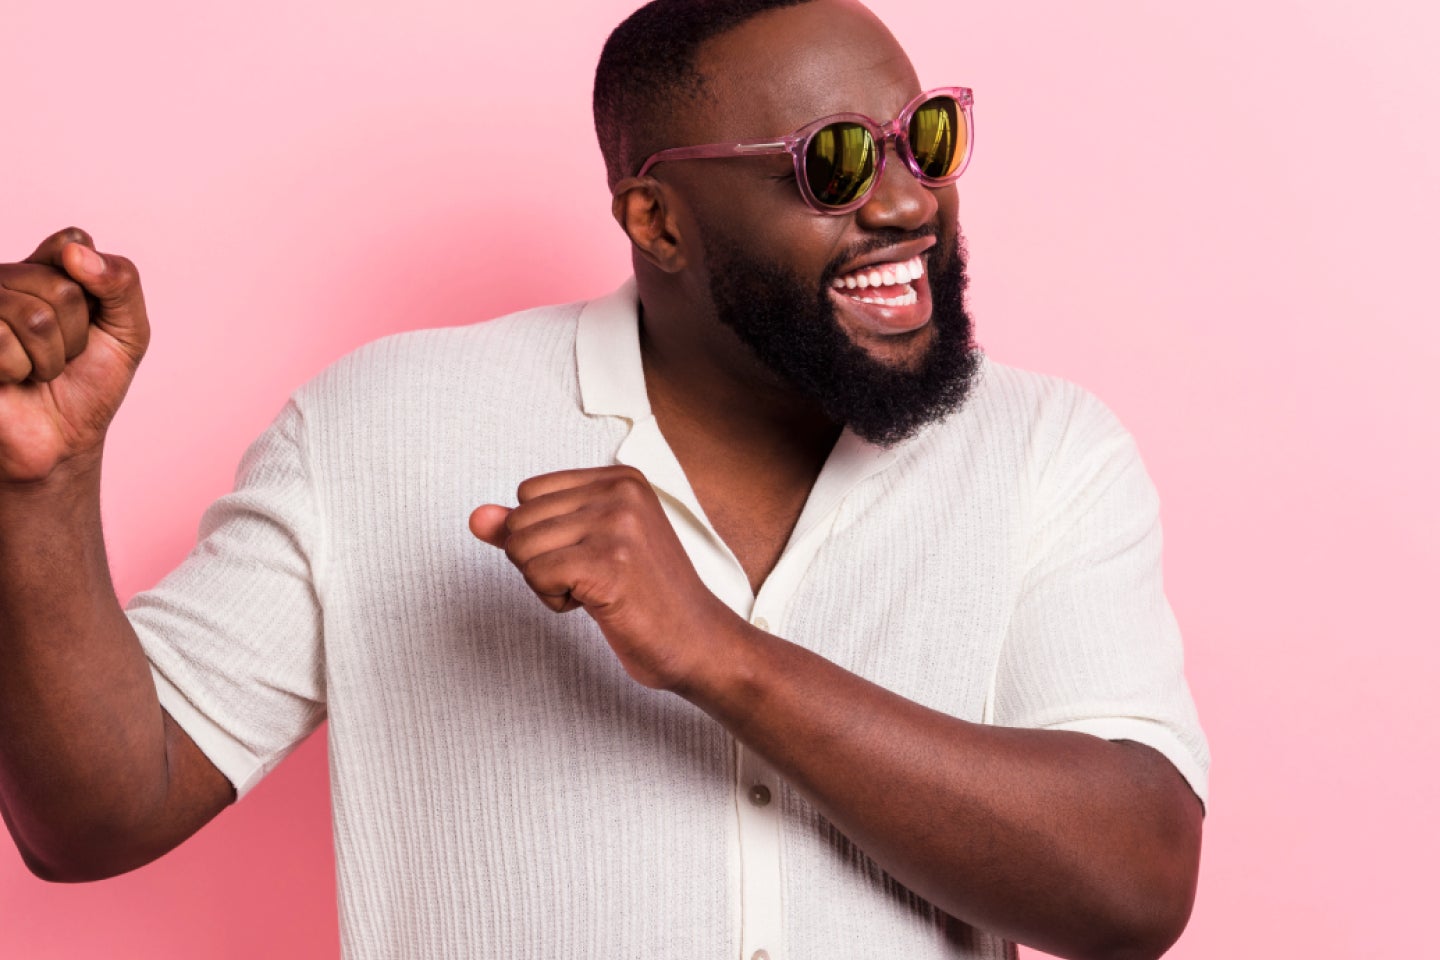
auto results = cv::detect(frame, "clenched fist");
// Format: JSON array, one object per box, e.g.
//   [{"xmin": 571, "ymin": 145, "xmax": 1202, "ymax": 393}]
[
  {"xmin": 0, "ymin": 228, "xmax": 150, "ymax": 483},
  {"xmin": 469, "ymin": 465, "xmax": 742, "ymax": 691}
]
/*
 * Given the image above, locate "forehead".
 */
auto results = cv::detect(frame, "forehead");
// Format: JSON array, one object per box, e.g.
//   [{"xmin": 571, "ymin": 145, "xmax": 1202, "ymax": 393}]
[{"xmin": 688, "ymin": 0, "xmax": 921, "ymax": 141}]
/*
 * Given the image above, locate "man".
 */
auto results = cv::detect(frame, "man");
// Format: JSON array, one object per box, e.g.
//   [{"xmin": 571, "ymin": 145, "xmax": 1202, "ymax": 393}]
[{"xmin": 0, "ymin": 0, "xmax": 1207, "ymax": 957}]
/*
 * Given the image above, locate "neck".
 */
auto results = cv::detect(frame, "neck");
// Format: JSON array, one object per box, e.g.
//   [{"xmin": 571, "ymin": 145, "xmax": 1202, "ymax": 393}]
[{"xmin": 637, "ymin": 287, "xmax": 842, "ymax": 469}]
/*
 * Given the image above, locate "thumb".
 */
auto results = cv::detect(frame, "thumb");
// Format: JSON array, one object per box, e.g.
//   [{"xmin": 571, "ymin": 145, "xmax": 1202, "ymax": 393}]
[
  {"xmin": 468, "ymin": 504, "xmax": 513, "ymax": 548},
  {"xmin": 58, "ymin": 241, "xmax": 150, "ymax": 359}
]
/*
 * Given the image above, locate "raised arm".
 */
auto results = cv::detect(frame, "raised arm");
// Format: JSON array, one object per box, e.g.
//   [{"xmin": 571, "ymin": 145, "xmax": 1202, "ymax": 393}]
[{"xmin": 0, "ymin": 229, "xmax": 234, "ymax": 882}]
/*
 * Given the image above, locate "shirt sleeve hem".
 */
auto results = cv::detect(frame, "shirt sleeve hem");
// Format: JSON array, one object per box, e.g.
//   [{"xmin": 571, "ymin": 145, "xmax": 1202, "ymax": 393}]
[
  {"xmin": 1043, "ymin": 716, "xmax": 1210, "ymax": 810},
  {"xmin": 149, "ymin": 664, "xmax": 268, "ymax": 801}
]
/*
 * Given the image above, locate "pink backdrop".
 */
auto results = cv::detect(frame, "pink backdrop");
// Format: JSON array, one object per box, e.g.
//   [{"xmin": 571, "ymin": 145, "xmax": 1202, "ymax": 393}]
[{"xmin": 4, "ymin": 0, "xmax": 1437, "ymax": 956}]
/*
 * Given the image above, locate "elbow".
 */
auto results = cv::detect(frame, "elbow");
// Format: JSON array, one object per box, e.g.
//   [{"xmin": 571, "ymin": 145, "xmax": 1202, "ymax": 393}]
[
  {"xmin": 18, "ymin": 843, "xmax": 133, "ymax": 884},
  {"xmin": 11, "ymin": 823, "xmax": 162, "ymax": 884},
  {"xmin": 1085, "ymin": 746, "xmax": 1204, "ymax": 960},
  {"xmin": 1087, "ymin": 817, "xmax": 1202, "ymax": 960},
  {"xmin": 24, "ymin": 852, "xmax": 142, "ymax": 884},
  {"xmin": 16, "ymin": 844, "xmax": 72, "ymax": 883},
  {"xmin": 1086, "ymin": 918, "xmax": 1191, "ymax": 960},
  {"xmin": 1068, "ymin": 897, "xmax": 1193, "ymax": 960},
  {"xmin": 1085, "ymin": 913, "xmax": 1191, "ymax": 960}
]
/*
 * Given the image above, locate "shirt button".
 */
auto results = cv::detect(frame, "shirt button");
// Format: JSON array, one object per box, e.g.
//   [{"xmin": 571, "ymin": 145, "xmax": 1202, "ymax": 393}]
[
  {"xmin": 751, "ymin": 951, "xmax": 770, "ymax": 960},
  {"xmin": 748, "ymin": 784, "xmax": 772, "ymax": 807},
  {"xmin": 753, "ymin": 616, "xmax": 770, "ymax": 632}
]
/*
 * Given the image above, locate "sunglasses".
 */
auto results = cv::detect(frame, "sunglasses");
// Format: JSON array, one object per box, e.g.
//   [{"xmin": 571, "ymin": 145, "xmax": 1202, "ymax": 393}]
[{"xmin": 627, "ymin": 86, "xmax": 974, "ymax": 215}]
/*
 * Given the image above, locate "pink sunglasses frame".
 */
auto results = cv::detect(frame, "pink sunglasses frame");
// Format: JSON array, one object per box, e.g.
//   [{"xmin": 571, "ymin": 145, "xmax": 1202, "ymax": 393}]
[{"xmin": 625, "ymin": 86, "xmax": 974, "ymax": 215}]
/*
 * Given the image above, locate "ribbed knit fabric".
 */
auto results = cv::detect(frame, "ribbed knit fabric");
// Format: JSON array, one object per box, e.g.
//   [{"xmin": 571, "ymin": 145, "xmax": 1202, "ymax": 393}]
[{"xmin": 129, "ymin": 280, "xmax": 1208, "ymax": 959}]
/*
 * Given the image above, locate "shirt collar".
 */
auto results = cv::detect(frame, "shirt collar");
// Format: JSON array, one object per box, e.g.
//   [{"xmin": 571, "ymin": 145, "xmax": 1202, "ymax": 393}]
[
  {"xmin": 575, "ymin": 277, "xmax": 650, "ymax": 421},
  {"xmin": 574, "ymin": 277, "xmax": 908, "ymax": 546}
]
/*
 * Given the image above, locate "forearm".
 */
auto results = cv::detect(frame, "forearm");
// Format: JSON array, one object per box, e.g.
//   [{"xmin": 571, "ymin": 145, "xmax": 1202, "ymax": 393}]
[
  {"xmin": 681, "ymin": 621, "xmax": 1203, "ymax": 960},
  {"xmin": 0, "ymin": 452, "xmax": 174, "ymax": 877}
]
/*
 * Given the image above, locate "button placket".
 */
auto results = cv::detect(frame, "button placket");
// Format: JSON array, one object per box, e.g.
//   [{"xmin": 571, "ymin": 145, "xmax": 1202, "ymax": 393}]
[
  {"xmin": 733, "ymin": 510, "xmax": 849, "ymax": 960},
  {"xmin": 736, "ymin": 744, "xmax": 784, "ymax": 960}
]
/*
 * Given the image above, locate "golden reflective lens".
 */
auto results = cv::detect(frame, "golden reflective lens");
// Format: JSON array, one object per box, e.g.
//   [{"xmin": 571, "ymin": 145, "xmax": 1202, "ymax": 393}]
[
  {"xmin": 805, "ymin": 122, "xmax": 877, "ymax": 206},
  {"xmin": 908, "ymin": 98, "xmax": 964, "ymax": 179}
]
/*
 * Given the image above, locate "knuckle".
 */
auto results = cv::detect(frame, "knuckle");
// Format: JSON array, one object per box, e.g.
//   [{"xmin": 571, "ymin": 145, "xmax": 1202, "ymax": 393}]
[
  {"xmin": 24, "ymin": 305, "xmax": 57, "ymax": 336},
  {"xmin": 610, "ymin": 475, "xmax": 634, "ymax": 495},
  {"xmin": 614, "ymin": 466, "xmax": 648, "ymax": 488},
  {"xmin": 58, "ymin": 226, "xmax": 92, "ymax": 246},
  {"xmin": 108, "ymin": 254, "xmax": 139, "ymax": 284},
  {"xmin": 604, "ymin": 539, "xmax": 633, "ymax": 568},
  {"xmin": 603, "ymin": 502, "xmax": 644, "ymax": 536},
  {"xmin": 629, "ymin": 476, "xmax": 653, "ymax": 498},
  {"xmin": 47, "ymin": 279, "xmax": 85, "ymax": 310}
]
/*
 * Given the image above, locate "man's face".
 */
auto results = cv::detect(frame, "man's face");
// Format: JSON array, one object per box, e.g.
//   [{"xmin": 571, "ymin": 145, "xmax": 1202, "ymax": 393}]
[{"xmin": 662, "ymin": 0, "xmax": 980, "ymax": 444}]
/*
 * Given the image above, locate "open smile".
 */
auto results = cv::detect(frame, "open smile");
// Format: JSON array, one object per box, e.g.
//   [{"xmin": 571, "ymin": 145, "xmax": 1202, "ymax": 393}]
[{"xmin": 828, "ymin": 252, "xmax": 933, "ymax": 336}]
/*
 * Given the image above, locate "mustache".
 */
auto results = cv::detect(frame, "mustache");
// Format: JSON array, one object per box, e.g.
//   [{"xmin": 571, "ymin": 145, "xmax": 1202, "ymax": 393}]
[{"xmin": 820, "ymin": 226, "xmax": 949, "ymax": 285}]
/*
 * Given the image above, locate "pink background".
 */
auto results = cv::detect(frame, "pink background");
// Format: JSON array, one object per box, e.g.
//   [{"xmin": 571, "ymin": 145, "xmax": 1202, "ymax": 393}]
[{"xmin": 4, "ymin": 0, "xmax": 1437, "ymax": 956}]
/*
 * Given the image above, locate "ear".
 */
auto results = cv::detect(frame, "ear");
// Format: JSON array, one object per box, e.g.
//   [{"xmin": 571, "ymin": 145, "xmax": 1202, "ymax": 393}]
[{"xmin": 611, "ymin": 178, "xmax": 687, "ymax": 273}]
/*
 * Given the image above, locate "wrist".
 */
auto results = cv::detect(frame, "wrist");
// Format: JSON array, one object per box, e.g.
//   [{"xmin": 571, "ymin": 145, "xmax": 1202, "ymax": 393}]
[
  {"xmin": 671, "ymin": 607, "xmax": 775, "ymax": 723},
  {"xmin": 0, "ymin": 447, "xmax": 104, "ymax": 509}
]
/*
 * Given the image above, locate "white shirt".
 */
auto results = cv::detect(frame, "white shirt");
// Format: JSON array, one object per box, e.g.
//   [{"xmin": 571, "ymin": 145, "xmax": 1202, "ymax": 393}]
[{"xmin": 130, "ymin": 279, "xmax": 1208, "ymax": 960}]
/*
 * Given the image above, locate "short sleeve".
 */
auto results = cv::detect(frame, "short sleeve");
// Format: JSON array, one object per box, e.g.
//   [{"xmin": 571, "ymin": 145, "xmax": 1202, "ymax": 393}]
[
  {"xmin": 127, "ymin": 398, "xmax": 328, "ymax": 799},
  {"xmin": 991, "ymin": 392, "xmax": 1210, "ymax": 808}
]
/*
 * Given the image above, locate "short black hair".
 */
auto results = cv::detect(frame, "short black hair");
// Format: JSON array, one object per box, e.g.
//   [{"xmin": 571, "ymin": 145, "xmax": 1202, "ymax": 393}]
[{"xmin": 593, "ymin": 0, "xmax": 814, "ymax": 187}]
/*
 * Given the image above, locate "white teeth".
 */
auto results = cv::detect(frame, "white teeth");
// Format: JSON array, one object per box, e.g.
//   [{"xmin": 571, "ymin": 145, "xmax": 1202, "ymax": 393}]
[
  {"xmin": 854, "ymin": 289, "xmax": 919, "ymax": 307},
  {"xmin": 834, "ymin": 255, "xmax": 929, "ymax": 291}
]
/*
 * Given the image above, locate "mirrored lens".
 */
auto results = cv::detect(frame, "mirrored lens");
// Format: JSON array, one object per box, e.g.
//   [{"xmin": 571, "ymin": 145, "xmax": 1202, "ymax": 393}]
[
  {"xmin": 908, "ymin": 96, "xmax": 965, "ymax": 180},
  {"xmin": 805, "ymin": 122, "xmax": 878, "ymax": 206}
]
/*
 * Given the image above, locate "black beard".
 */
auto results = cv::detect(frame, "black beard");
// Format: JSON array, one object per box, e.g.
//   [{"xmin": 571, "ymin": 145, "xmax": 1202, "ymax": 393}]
[{"xmin": 702, "ymin": 227, "xmax": 981, "ymax": 447}]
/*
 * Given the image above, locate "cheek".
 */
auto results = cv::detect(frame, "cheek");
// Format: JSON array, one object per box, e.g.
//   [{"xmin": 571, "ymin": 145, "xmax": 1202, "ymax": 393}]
[
  {"xmin": 681, "ymin": 169, "xmax": 846, "ymax": 272},
  {"xmin": 675, "ymin": 164, "xmax": 787, "ymax": 222},
  {"xmin": 716, "ymin": 206, "xmax": 849, "ymax": 287}
]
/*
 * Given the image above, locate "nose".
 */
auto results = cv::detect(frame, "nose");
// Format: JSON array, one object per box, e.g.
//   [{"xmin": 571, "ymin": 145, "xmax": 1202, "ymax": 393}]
[{"xmin": 855, "ymin": 140, "xmax": 938, "ymax": 231}]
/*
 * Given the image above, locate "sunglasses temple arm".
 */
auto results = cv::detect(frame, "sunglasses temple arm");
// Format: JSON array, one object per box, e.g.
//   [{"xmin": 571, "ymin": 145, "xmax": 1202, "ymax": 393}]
[{"xmin": 636, "ymin": 140, "xmax": 794, "ymax": 177}]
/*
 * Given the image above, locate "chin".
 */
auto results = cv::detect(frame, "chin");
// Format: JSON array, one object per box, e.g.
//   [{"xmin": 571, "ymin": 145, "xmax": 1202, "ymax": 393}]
[{"xmin": 843, "ymin": 319, "xmax": 938, "ymax": 372}]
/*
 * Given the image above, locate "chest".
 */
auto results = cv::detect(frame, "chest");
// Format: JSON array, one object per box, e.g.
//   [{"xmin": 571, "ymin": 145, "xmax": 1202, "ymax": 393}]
[{"xmin": 690, "ymin": 476, "xmax": 812, "ymax": 595}]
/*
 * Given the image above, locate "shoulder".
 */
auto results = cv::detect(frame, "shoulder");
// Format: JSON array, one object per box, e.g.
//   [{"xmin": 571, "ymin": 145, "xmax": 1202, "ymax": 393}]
[
  {"xmin": 928, "ymin": 355, "xmax": 1136, "ymax": 471},
  {"xmin": 974, "ymin": 359, "xmax": 1160, "ymax": 531},
  {"xmin": 289, "ymin": 299, "xmax": 587, "ymax": 420},
  {"xmin": 968, "ymin": 356, "xmax": 1127, "ymax": 436},
  {"xmin": 312, "ymin": 300, "xmax": 584, "ymax": 390}
]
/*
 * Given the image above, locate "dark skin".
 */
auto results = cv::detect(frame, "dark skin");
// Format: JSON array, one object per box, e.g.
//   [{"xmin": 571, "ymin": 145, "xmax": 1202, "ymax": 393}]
[
  {"xmin": 0, "ymin": 229, "xmax": 235, "ymax": 882},
  {"xmin": 0, "ymin": 1, "xmax": 1200, "ymax": 956},
  {"xmin": 469, "ymin": 3, "xmax": 1203, "ymax": 960}
]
